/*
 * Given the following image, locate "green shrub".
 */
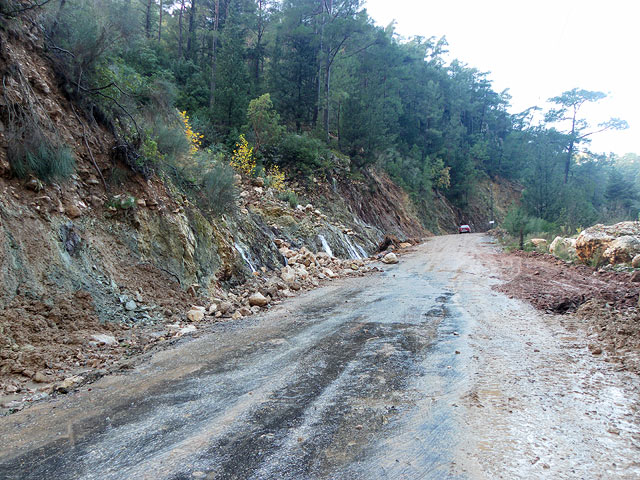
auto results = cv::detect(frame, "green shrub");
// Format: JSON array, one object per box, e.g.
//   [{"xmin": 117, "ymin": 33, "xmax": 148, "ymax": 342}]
[
  {"xmin": 277, "ymin": 133, "xmax": 328, "ymax": 175},
  {"xmin": 201, "ymin": 162, "xmax": 237, "ymax": 215},
  {"xmin": 278, "ymin": 190, "xmax": 299, "ymax": 208},
  {"xmin": 8, "ymin": 137, "xmax": 75, "ymax": 182}
]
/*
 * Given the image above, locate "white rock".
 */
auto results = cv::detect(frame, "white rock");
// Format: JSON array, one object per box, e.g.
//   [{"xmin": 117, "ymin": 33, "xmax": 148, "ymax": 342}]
[
  {"xmin": 382, "ymin": 252, "xmax": 399, "ymax": 264},
  {"xmin": 91, "ymin": 334, "xmax": 118, "ymax": 346},
  {"xmin": 186, "ymin": 309, "xmax": 205, "ymax": 322},
  {"xmin": 177, "ymin": 325, "xmax": 197, "ymax": 336},
  {"xmin": 125, "ymin": 300, "xmax": 137, "ymax": 311}
]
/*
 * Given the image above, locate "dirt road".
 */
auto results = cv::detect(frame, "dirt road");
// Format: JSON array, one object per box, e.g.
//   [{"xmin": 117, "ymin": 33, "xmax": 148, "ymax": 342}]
[{"xmin": 1, "ymin": 234, "xmax": 639, "ymax": 479}]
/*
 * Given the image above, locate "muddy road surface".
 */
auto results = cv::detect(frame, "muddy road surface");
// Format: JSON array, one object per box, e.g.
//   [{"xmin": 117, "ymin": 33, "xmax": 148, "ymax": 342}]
[{"xmin": 1, "ymin": 234, "xmax": 639, "ymax": 479}]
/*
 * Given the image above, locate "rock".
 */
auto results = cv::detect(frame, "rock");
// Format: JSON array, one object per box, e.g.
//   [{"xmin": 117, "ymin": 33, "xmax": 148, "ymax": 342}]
[
  {"xmin": 239, "ymin": 307, "xmax": 253, "ymax": 317},
  {"xmin": 289, "ymin": 281, "xmax": 302, "ymax": 291},
  {"xmin": 33, "ymin": 371, "xmax": 50, "ymax": 383},
  {"xmin": 2, "ymin": 401, "xmax": 23, "ymax": 410},
  {"xmin": 399, "ymin": 242, "xmax": 412, "ymax": 249},
  {"xmin": 177, "ymin": 325, "xmax": 197, "ymax": 336},
  {"xmin": 91, "ymin": 334, "xmax": 118, "ymax": 346},
  {"xmin": 56, "ymin": 375, "xmax": 83, "ymax": 393},
  {"xmin": 549, "ymin": 236, "xmax": 577, "ymax": 259},
  {"xmin": 231, "ymin": 311, "xmax": 242, "ymax": 320},
  {"xmin": 65, "ymin": 203, "xmax": 82, "ymax": 219},
  {"xmin": 186, "ymin": 309, "xmax": 205, "ymax": 322},
  {"xmin": 603, "ymin": 236, "xmax": 640, "ymax": 265},
  {"xmin": 530, "ymin": 238, "xmax": 548, "ymax": 249},
  {"xmin": 304, "ymin": 204, "xmax": 314, "ymax": 212},
  {"xmin": 630, "ymin": 271, "xmax": 640, "ymax": 283},
  {"xmin": 253, "ymin": 187, "xmax": 264, "ymax": 195},
  {"xmin": 633, "ymin": 254, "xmax": 640, "ymax": 269},
  {"xmin": 208, "ymin": 303, "xmax": 218, "ymax": 314},
  {"xmin": 218, "ymin": 301, "xmax": 232, "ymax": 315},
  {"xmin": 248, "ymin": 292, "xmax": 269, "ymax": 307},
  {"xmin": 136, "ymin": 198, "xmax": 147, "ymax": 207},
  {"xmin": 382, "ymin": 252, "xmax": 399, "ymax": 264},
  {"xmin": 576, "ymin": 222, "xmax": 640, "ymax": 263},
  {"xmin": 323, "ymin": 268, "xmax": 337, "ymax": 278},
  {"xmin": 25, "ymin": 178, "xmax": 44, "ymax": 192},
  {"xmin": 125, "ymin": 300, "xmax": 137, "ymax": 311},
  {"xmin": 251, "ymin": 177, "xmax": 265, "ymax": 187}
]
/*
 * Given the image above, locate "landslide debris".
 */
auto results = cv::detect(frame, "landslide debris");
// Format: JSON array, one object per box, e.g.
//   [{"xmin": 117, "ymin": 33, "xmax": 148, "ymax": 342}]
[{"xmin": 492, "ymin": 250, "xmax": 640, "ymax": 375}]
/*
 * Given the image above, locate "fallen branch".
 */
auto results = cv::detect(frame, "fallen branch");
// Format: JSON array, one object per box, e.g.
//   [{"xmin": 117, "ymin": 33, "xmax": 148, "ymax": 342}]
[{"xmin": 71, "ymin": 104, "xmax": 109, "ymax": 192}]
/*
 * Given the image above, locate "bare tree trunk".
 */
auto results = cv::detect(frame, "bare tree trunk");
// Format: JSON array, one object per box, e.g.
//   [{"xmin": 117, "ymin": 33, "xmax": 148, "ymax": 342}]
[
  {"xmin": 187, "ymin": 0, "xmax": 197, "ymax": 59},
  {"xmin": 178, "ymin": 0, "xmax": 185, "ymax": 58},
  {"xmin": 50, "ymin": 0, "xmax": 66, "ymax": 37},
  {"xmin": 565, "ymin": 107, "xmax": 577, "ymax": 184},
  {"xmin": 209, "ymin": 0, "xmax": 219, "ymax": 109},
  {"xmin": 323, "ymin": 0, "xmax": 333, "ymax": 142},
  {"xmin": 313, "ymin": 0, "xmax": 323, "ymax": 126},
  {"xmin": 145, "ymin": 0, "xmax": 153, "ymax": 38},
  {"xmin": 158, "ymin": 0, "xmax": 163, "ymax": 41}
]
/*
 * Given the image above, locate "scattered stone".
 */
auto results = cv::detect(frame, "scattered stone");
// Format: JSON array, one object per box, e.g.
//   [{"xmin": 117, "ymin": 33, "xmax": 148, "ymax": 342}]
[
  {"xmin": 25, "ymin": 178, "xmax": 44, "ymax": 192},
  {"xmin": 231, "ymin": 311, "xmax": 242, "ymax": 320},
  {"xmin": 239, "ymin": 307, "xmax": 252, "ymax": 316},
  {"xmin": 56, "ymin": 375, "xmax": 83, "ymax": 393},
  {"xmin": 630, "ymin": 271, "xmax": 640, "ymax": 283},
  {"xmin": 633, "ymin": 254, "xmax": 640, "ymax": 269},
  {"xmin": 33, "ymin": 371, "xmax": 50, "ymax": 383},
  {"xmin": 65, "ymin": 204, "xmax": 82, "ymax": 219},
  {"xmin": 382, "ymin": 252, "xmax": 399, "ymax": 264},
  {"xmin": 218, "ymin": 301, "xmax": 232, "ymax": 314},
  {"xmin": 125, "ymin": 300, "xmax": 137, "ymax": 311},
  {"xmin": 186, "ymin": 309, "xmax": 205, "ymax": 322},
  {"xmin": 208, "ymin": 303, "xmax": 218, "ymax": 314},
  {"xmin": 2, "ymin": 401, "xmax": 23, "ymax": 410},
  {"xmin": 248, "ymin": 292, "xmax": 269, "ymax": 307},
  {"xmin": 177, "ymin": 325, "xmax": 197, "ymax": 336},
  {"xmin": 399, "ymin": 242, "xmax": 412, "ymax": 249},
  {"xmin": 91, "ymin": 334, "xmax": 118, "ymax": 346}
]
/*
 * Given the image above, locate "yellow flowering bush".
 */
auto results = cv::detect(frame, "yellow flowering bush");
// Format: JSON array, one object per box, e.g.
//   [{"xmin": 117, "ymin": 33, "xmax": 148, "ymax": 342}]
[
  {"xmin": 179, "ymin": 110, "xmax": 204, "ymax": 155},
  {"xmin": 266, "ymin": 165, "xmax": 286, "ymax": 192},
  {"xmin": 230, "ymin": 134, "xmax": 256, "ymax": 176}
]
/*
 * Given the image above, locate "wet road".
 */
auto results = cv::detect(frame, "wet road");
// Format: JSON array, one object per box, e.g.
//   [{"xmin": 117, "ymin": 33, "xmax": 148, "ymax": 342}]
[{"xmin": 1, "ymin": 234, "xmax": 639, "ymax": 479}]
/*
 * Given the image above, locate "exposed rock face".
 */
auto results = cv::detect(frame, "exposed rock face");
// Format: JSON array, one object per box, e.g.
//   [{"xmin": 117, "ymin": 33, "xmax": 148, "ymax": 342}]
[
  {"xmin": 549, "ymin": 237, "xmax": 577, "ymax": 259},
  {"xmin": 576, "ymin": 222, "xmax": 640, "ymax": 264}
]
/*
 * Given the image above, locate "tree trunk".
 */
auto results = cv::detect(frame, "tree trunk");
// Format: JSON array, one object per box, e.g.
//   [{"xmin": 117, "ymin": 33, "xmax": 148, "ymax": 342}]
[
  {"xmin": 209, "ymin": 0, "xmax": 219, "ymax": 109},
  {"xmin": 519, "ymin": 229, "xmax": 524, "ymax": 250},
  {"xmin": 145, "ymin": 0, "xmax": 153, "ymax": 38},
  {"xmin": 50, "ymin": 0, "xmax": 66, "ymax": 37},
  {"xmin": 187, "ymin": 0, "xmax": 197, "ymax": 59},
  {"xmin": 158, "ymin": 0, "xmax": 163, "ymax": 41},
  {"xmin": 178, "ymin": 0, "xmax": 185, "ymax": 58},
  {"xmin": 323, "ymin": 0, "xmax": 333, "ymax": 142},
  {"xmin": 565, "ymin": 105, "xmax": 577, "ymax": 184}
]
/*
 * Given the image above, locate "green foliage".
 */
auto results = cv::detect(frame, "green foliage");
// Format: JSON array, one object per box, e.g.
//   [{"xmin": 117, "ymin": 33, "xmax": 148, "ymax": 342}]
[
  {"xmin": 246, "ymin": 93, "xmax": 285, "ymax": 155},
  {"xmin": 502, "ymin": 205, "xmax": 531, "ymax": 249},
  {"xmin": 201, "ymin": 162, "xmax": 238, "ymax": 215},
  {"xmin": 278, "ymin": 190, "xmax": 299, "ymax": 208},
  {"xmin": 8, "ymin": 134, "xmax": 75, "ymax": 182},
  {"xmin": 278, "ymin": 133, "xmax": 330, "ymax": 176}
]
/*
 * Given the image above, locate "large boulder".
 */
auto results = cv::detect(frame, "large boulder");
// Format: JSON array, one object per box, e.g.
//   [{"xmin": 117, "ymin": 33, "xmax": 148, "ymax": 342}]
[
  {"xmin": 603, "ymin": 236, "xmax": 640, "ymax": 264},
  {"xmin": 549, "ymin": 236, "xmax": 577, "ymax": 260},
  {"xmin": 575, "ymin": 222, "xmax": 640, "ymax": 264}
]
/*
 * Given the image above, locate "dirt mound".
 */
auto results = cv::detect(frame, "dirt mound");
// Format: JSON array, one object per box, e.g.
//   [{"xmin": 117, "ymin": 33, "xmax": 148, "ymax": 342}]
[{"xmin": 493, "ymin": 250, "xmax": 640, "ymax": 313}]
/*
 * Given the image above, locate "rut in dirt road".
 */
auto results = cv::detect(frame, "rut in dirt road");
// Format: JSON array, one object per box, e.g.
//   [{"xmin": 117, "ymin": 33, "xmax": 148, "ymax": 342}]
[{"xmin": 1, "ymin": 235, "xmax": 639, "ymax": 480}]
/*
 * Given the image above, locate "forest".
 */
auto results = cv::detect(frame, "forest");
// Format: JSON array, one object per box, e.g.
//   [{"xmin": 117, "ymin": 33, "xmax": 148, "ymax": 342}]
[{"xmin": 2, "ymin": 0, "xmax": 638, "ymax": 232}]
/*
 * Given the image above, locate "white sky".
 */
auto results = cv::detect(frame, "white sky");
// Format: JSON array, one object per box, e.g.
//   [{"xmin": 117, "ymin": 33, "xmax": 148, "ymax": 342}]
[{"xmin": 364, "ymin": 0, "xmax": 639, "ymax": 155}]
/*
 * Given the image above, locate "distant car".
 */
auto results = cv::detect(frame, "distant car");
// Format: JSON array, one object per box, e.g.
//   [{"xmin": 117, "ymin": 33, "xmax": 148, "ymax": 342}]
[{"xmin": 458, "ymin": 224, "xmax": 471, "ymax": 234}]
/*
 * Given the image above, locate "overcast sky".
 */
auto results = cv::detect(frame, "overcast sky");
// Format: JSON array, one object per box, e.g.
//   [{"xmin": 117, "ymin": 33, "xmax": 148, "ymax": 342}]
[{"xmin": 364, "ymin": 0, "xmax": 639, "ymax": 156}]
